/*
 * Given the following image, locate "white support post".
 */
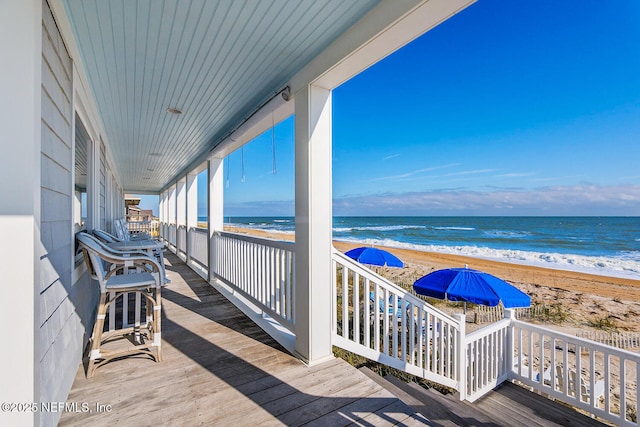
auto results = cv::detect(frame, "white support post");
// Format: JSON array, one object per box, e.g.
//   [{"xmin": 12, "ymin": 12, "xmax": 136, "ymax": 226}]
[
  {"xmin": 455, "ymin": 313, "xmax": 467, "ymax": 401},
  {"xmin": 0, "ymin": 1, "xmax": 41, "ymax": 425},
  {"xmin": 167, "ymin": 185, "xmax": 177, "ymax": 249},
  {"xmin": 294, "ymin": 84, "xmax": 333, "ymax": 365},
  {"xmin": 176, "ymin": 178, "xmax": 187, "ymax": 228},
  {"xmin": 186, "ymin": 172, "xmax": 198, "ymax": 263},
  {"xmin": 176, "ymin": 179, "xmax": 186, "ymax": 258},
  {"xmin": 208, "ymin": 157, "xmax": 224, "ymax": 281},
  {"xmin": 169, "ymin": 185, "xmax": 177, "ymax": 225}
]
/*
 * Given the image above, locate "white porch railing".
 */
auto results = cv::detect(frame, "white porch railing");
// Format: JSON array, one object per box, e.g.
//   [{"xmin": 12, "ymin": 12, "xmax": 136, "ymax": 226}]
[
  {"xmin": 464, "ymin": 318, "xmax": 511, "ymax": 402},
  {"xmin": 125, "ymin": 219, "xmax": 159, "ymax": 237},
  {"xmin": 159, "ymin": 226, "xmax": 639, "ymax": 423},
  {"xmin": 176, "ymin": 225, "xmax": 187, "ymax": 258},
  {"xmin": 212, "ymin": 231, "xmax": 295, "ymax": 331},
  {"xmin": 509, "ymin": 318, "xmax": 640, "ymax": 427},
  {"xmin": 187, "ymin": 227, "xmax": 208, "ymax": 269},
  {"xmin": 160, "ymin": 222, "xmax": 168, "ymax": 241},
  {"xmin": 167, "ymin": 223, "xmax": 177, "ymax": 248},
  {"xmin": 331, "ymin": 249, "xmax": 464, "ymax": 391}
]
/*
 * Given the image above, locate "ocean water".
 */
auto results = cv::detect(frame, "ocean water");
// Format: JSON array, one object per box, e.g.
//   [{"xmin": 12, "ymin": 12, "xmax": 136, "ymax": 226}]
[{"xmin": 221, "ymin": 216, "xmax": 640, "ymax": 280}]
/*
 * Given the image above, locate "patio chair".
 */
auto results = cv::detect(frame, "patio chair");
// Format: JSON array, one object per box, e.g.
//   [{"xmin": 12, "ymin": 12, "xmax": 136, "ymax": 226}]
[
  {"xmin": 554, "ymin": 365, "xmax": 605, "ymax": 407},
  {"xmin": 369, "ymin": 291, "xmax": 409, "ymax": 320},
  {"xmin": 93, "ymin": 228, "xmax": 169, "ymax": 285},
  {"xmin": 512, "ymin": 354, "xmax": 530, "ymax": 377},
  {"xmin": 114, "ymin": 218, "xmax": 151, "ymax": 241},
  {"xmin": 92, "ymin": 228, "xmax": 120, "ymax": 244},
  {"xmin": 76, "ymin": 232, "xmax": 162, "ymax": 378}
]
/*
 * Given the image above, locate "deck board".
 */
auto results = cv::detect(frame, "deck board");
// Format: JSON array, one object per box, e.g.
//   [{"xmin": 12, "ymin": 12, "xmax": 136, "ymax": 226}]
[
  {"xmin": 380, "ymin": 372, "xmax": 606, "ymax": 427},
  {"xmin": 59, "ymin": 253, "xmax": 428, "ymax": 426}
]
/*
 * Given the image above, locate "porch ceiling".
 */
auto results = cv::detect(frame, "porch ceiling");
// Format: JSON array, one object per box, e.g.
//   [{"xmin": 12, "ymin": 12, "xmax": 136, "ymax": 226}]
[{"xmin": 61, "ymin": 0, "xmax": 380, "ymax": 193}]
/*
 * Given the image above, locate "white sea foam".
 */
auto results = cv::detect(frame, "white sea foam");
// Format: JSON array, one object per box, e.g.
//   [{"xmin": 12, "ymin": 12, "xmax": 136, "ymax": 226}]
[
  {"xmin": 333, "ymin": 225, "xmax": 426, "ymax": 233},
  {"xmin": 227, "ymin": 222, "xmax": 295, "ymax": 234},
  {"xmin": 483, "ymin": 230, "xmax": 532, "ymax": 238},
  {"xmin": 432, "ymin": 226, "xmax": 476, "ymax": 231},
  {"xmin": 335, "ymin": 237, "xmax": 640, "ymax": 280}
]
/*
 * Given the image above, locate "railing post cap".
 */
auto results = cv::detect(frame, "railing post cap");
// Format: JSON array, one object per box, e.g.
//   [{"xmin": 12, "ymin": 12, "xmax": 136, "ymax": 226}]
[{"xmin": 504, "ymin": 308, "xmax": 517, "ymax": 319}]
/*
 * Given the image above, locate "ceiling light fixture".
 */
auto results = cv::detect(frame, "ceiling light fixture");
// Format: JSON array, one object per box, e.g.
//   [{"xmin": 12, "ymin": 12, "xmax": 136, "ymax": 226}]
[{"xmin": 166, "ymin": 107, "xmax": 183, "ymax": 115}]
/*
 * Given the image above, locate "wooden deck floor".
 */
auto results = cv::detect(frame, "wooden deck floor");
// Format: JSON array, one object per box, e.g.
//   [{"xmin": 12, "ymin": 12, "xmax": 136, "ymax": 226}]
[
  {"xmin": 59, "ymin": 253, "xmax": 430, "ymax": 426},
  {"xmin": 370, "ymin": 365, "xmax": 607, "ymax": 427}
]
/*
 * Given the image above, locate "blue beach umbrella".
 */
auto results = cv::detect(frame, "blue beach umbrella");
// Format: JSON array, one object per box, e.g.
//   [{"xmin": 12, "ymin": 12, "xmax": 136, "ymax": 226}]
[
  {"xmin": 413, "ymin": 267, "xmax": 530, "ymax": 310},
  {"xmin": 344, "ymin": 247, "xmax": 404, "ymax": 268}
]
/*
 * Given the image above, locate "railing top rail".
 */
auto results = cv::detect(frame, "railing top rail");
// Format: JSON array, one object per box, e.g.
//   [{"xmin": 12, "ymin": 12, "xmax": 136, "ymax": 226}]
[
  {"xmin": 466, "ymin": 317, "xmax": 510, "ymax": 342},
  {"xmin": 189, "ymin": 226, "xmax": 208, "ymax": 233},
  {"xmin": 216, "ymin": 230, "xmax": 295, "ymax": 251},
  {"xmin": 513, "ymin": 318, "xmax": 640, "ymax": 360},
  {"xmin": 332, "ymin": 248, "xmax": 457, "ymax": 323}
]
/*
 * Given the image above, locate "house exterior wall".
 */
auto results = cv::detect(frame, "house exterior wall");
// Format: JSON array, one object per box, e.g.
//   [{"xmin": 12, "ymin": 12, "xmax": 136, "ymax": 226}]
[{"xmin": 38, "ymin": 1, "xmax": 98, "ymax": 425}]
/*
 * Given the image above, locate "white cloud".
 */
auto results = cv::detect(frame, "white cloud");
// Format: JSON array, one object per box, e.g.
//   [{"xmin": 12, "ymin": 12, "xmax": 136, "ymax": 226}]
[
  {"xmin": 225, "ymin": 184, "xmax": 640, "ymax": 217},
  {"xmin": 368, "ymin": 163, "xmax": 461, "ymax": 182},
  {"xmin": 333, "ymin": 184, "xmax": 640, "ymax": 216}
]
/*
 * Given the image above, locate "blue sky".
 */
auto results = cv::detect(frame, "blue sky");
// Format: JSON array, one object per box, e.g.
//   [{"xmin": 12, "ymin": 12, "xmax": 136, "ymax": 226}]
[{"xmin": 141, "ymin": 0, "xmax": 640, "ymax": 217}]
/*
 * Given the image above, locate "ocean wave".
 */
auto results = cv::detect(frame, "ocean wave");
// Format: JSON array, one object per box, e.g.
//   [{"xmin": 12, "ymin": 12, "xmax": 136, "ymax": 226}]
[
  {"xmin": 617, "ymin": 250, "xmax": 640, "ymax": 261},
  {"xmin": 483, "ymin": 230, "xmax": 532, "ymax": 238},
  {"xmin": 432, "ymin": 226, "xmax": 475, "ymax": 231},
  {"xmin": 334, "ymin": 237, "xmax": 640, "ymax": 280},
  {"xmin": 227, "ymin": 222, "xmax": 295, "ymax": 234},
  {"xmin": 333, "ymin": 225, "xmax": 426, "ymax": 233}
]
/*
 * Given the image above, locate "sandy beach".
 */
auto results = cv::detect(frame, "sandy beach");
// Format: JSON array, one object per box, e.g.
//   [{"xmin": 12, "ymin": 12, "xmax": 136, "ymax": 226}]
[{"xmin": 225, "ymin": 225, "xmax": 640, "ymax": 334}]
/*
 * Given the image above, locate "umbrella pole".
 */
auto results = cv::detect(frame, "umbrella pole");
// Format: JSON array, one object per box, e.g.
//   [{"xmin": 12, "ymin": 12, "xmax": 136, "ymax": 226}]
[{"xmin": 463, "ymin": 302, "xmax": 467, "ymax": 314}]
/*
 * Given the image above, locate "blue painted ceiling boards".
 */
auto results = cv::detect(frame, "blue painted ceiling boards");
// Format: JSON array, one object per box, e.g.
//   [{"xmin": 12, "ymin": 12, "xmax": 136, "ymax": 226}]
[{"xmin": 62, "ymin": 0, "xmax": 380, "ymax": 192}]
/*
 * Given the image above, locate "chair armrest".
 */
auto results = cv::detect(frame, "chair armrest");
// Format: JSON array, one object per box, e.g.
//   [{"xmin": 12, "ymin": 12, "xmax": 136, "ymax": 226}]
[
  {"xmin": 98, "ymin": 251, "xmax": 161, "ymax": 270},
  {"xmin": 104, "ymin": 255, "xmax": 162, "ymax": 280}
]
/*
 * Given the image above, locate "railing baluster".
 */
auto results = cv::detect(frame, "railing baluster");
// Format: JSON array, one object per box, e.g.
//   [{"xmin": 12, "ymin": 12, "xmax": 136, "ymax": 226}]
[
  {"xmin": 373, "ymin": 284, "xmax": 380, "ymax": 352},
  {"xmin": 342, "ymin": 266, "xmax": 348, "ymax": 339},
  {"xmin": 589, "ymin": 349, "xmax": 595, "ymax": 407},
  {"xmin": 383, "ymin": 288, "xmax": 389, "ymax": 355},
  {"xmin": 410, "ymin": 304, "xmax": 416, "ymax": 364},
  {"xmin": 401, "ymin": 296, "xmax": 407, "ymax": 361},
  {"xmin": 620, "ymin": 357, "xmax": 626, "ymax": 421},
  {"xmin": 364, "ymin": 278, "xmax": 370, "ymax": 349},
  {"xmin": 636, "ymin": 360, "xmax": 640, "ymax": 425},
  {"xmin": 353, "ymin": 272, "xmax": 360, "ymax": 345}
]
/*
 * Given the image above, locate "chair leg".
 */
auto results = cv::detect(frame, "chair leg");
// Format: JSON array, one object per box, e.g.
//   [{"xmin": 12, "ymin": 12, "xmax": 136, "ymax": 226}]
[
  {"xmin": 87, "ymin": 292, "xmax": 108, "ymax": 378},
  {"xmin": 153, "ymin": 287, "xmax": 162, "ymax": 362}
]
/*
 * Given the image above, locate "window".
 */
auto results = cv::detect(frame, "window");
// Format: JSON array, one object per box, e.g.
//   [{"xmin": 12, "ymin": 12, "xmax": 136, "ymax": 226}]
[{"xmin": 74, "ymin": 114, "xmax": 92, "ymax": 260}]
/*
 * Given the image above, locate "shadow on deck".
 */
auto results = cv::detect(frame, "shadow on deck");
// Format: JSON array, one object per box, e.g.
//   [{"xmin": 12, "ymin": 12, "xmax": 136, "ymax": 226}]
[
  {"xmin": 59, "ymin": 253, "xmax": 429, "ymax": 426},
  {"xmin": 374, "ymin": 372, "xmax": 607, "ymax": 427}
]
